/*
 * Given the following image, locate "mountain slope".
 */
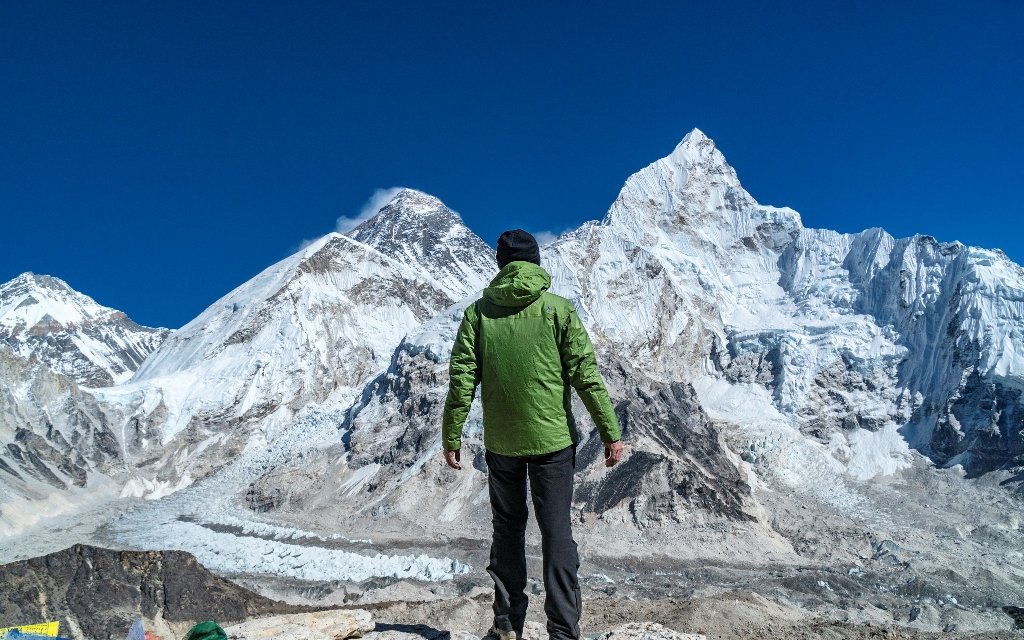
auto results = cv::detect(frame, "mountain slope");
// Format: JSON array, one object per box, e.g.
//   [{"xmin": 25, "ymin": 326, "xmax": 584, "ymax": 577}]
[
  {"xmin": 0, "ymin": 344, "xmax": 136, "ymax": 537},
  {"xmin": 780, "ymin": 227, "xmax": 1024, "ymax": 472},
  {"xmin": 93, "ymin": 192, "xmax": 496, "ymax": 496},
  {"xmin": 0, "ymin": 273, "xmax": 169, "ymax": 387}
]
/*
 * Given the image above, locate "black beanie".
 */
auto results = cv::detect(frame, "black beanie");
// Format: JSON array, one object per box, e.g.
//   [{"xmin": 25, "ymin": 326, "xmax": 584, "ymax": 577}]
[{"xmin": 496, "ymin": 229, "xmax": 541, "ymax": 269}]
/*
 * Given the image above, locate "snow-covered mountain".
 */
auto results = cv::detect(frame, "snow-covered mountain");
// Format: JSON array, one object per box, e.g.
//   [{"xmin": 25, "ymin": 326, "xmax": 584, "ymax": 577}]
[
  {"xmin": 840, "ymin": 233, "xmax": 1023, "ymax": 469},
  {"xmin": 0, "ymin": 273, "xmax": 169, "ymax": 387},
  {"xmin": 0, "ymin": 275, "xmax": 168, "ymax": 536},
  {"xmin": 540, "ymin": 129, "xmax": 1023, "ymax": 476},
  {"xmin": 88, "ymin": 190, "xmax": 496, "ymax": 495},
  {"xmin": 4, "ymin": 129, "xmax": 1022, "ymax": 513},
  {"xmin": 2, "ymin": 129, "xmax": 1023, "ymax": 633},
  {"xmin": 243, "ymin": 129, "xmax": 1024, "ymax": 549}
]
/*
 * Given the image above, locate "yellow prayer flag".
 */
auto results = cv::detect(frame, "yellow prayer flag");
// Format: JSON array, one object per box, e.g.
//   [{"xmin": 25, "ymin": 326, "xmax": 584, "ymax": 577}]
[{"xmin": 0, "ymin": 621, "xmax": 60, "ymax": 637}]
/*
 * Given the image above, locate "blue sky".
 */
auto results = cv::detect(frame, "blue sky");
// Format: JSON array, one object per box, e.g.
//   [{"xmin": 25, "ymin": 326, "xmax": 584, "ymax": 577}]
[{"xmin": 1, "ymin": 2, "xmax": 1021, "ymax": 329}]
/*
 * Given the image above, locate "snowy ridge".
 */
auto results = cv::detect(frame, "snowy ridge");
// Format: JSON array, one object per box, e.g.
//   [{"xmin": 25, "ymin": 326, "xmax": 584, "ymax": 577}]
[
  {"xmin": 0, "ymin": 273, "xmax": 169, "ymax": 387},
  {"xmin": 780, "ymin": 226, "xmax": 1024, "ymax": 469},
  {"xmin": 115, "ymin": 232, "xmax": 445, "ymax": 440}
]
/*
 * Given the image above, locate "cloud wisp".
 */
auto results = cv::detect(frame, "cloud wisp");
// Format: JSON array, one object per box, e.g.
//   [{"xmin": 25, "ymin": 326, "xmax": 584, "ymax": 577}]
[
  {"xmin": 336, "ymin": 187, "xmax": 406, "ymax": 233},
  {"xmin": 288, "ymin": 187, "xmax": 407, "ymax": 254},
  {"xmin": 533, "ymin": 228, "xmax": 572, "ymax": 246}
]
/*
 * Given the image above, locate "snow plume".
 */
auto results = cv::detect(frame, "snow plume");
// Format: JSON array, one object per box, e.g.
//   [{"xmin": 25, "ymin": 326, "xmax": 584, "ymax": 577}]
[
  {"xmin": 293, "ymin": 237, "xmax": 320, "ymax": 251},
  {"xmin": 337, "ymin": 187, "xmax": 406, "ymax": 233},
  {"xmin": 534, "ymin": 228, "xmax": 569, "ymax": 245},
  {"xmin": 287, "ymin": 187, "xmax": 407, "ymax": 252}
]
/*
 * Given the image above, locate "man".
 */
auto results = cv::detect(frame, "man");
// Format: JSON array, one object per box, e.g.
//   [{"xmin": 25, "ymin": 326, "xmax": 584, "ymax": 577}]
[{"xmin": 441, "ymin": 229, "xmax": 624, "ymax": 640}]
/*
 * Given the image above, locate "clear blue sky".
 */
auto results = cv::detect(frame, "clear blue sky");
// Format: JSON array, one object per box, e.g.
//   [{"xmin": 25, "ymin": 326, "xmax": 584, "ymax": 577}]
[{"xmin": 1, "ymin": 2, "xmax": 1021, "ymax": 329}]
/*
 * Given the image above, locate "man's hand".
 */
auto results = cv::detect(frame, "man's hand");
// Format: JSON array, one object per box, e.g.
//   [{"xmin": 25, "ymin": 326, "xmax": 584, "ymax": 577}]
[
  {"xmin": 444, "ymin": 448, "xmax": 462, "ymax": 470},
  {"xmin": 604, "ymin": 440, "xmax": 623, "ymax": 467}
]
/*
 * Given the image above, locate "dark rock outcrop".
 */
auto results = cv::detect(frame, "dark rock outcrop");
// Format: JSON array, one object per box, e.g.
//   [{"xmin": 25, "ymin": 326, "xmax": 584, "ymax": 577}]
[
  {"xmin": 576, "ymin": 360, "xmax": 755, "ymax": 523},
  {"xmin": 0, "ymin": 544, "xmax": 306, "ymax": 640}
]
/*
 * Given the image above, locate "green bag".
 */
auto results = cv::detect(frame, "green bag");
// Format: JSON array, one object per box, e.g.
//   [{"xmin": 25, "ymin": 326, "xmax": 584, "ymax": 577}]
[{"xmin": 182, "ymin": 621, "xmax": 226, "ymax": 640}]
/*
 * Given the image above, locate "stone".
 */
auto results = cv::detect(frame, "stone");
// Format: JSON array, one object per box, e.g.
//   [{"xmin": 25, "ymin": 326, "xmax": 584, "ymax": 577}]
[{"xmin": 223, "ymin": 609, "xmax": 375, "ymax": 640}]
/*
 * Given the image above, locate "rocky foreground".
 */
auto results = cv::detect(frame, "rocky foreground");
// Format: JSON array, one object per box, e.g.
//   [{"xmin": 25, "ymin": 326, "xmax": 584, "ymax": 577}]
[
  {"xmin": 1, "ymin": 545, "xmax": 1021, "ymax": 640},
  {"xmin": 224, "ymin": 611, "xmax": 707, "ymax": 640}
]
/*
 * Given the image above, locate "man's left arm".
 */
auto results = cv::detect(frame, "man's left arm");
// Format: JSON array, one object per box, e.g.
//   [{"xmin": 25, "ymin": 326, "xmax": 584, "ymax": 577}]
[{"xmin": 558, "ymin": 307, "xmax": 623, "ymax": 466}]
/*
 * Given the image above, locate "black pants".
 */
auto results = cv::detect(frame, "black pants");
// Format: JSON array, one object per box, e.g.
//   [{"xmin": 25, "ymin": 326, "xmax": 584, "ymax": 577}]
[{"xmin": 485, "ymin": 445, "xmax": 581, "ymax": 640}]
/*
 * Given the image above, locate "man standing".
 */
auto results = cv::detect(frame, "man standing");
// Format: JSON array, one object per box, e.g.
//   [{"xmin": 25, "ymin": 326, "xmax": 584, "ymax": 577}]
[{"xmin": 441, "ymin": 229, "xmax": 624, "ymax": 640}]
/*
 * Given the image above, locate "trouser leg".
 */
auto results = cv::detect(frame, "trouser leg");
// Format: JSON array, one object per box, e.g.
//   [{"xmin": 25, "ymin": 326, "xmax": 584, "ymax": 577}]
[
  {"xmin": 485, "ymin": 449, "xmax": 529, "ymax": 635},
  {"xmin": 528, "ymin": 445, "xmax": 580, "ymax": 640}
]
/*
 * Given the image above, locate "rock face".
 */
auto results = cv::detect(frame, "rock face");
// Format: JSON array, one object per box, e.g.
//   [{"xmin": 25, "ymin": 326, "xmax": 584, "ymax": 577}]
[
  {"xmin": 0, "ymin": 345, "xmax": 136, "ymax": 537},
  {"xmin": 0, "ymin": 346, "xmax": 115, "ymax": 491},
  {"xmin": 0, "ymin": 544, "xmax": 301, "ymax": 640},
  {"xmin": 575, "ymin": 362, "xmax": 754, "ymax": 524},
  {"xmin": 0, "ymin": 272, "xmax": 169, "ymax": 387}
]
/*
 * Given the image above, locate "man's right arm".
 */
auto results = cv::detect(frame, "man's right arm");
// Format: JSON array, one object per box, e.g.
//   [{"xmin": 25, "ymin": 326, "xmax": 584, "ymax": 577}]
[{"xmin": 441, "ymin": 304, "xmax": 480, "ymax": 455}]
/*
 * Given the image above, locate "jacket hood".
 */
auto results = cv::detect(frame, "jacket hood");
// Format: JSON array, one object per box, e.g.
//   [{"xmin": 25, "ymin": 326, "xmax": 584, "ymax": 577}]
[{"xmin": 483, "ymin": 261, "xmax": 551, "ymax": 307}]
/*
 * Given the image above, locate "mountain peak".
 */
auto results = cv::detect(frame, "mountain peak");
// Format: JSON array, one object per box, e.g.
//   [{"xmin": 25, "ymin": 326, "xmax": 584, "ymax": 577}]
[
  {"xmin": 604, "ymin": 127, "xmax": 736, "ymax": 219},
  {"xmin": 0, "ymin": 272, "xmax": 168, "ymax": 387},
  {"xmin": 1, "ymin": 272, "xmax": 94, "ymax": 319},
  {"xmin": 2, "ymin": 272, "xmax": 75, "ymax": 296},
  {"xmin": 680, "ymin": 127, "xmax": 710, "ymax": 145},
  {"xmin": 600, "ymin": 127, "xmax": 802, "ymax": 240},
  {"xmin": 347, "ymin": 189, "xmax": 461, "ymax": 241},
  {"xmin": 346, "ymin": 190, "xmax": 496, "ymax": 298},
  {"xmin": 667, "ymin": 127, "xmax": 723, "ymax": 170},
  {"xmin": 384, "ymin": 188, "xmax": 445, "ymax": 212}
]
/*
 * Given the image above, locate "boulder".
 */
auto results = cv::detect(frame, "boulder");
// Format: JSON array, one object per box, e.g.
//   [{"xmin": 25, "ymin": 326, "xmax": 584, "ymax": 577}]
[{"xmin": 223, "ymin": 610, "xmax": 375, "ymax": 640}]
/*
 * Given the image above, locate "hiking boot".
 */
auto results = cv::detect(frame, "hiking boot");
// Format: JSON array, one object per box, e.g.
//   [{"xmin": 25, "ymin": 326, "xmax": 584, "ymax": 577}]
[
  {"xmin": 483, "ymin": 614, "xmax": 521, "ymax": 640},
  {"xmin": 482, "ymin": 627, "xmax": 518, "ymax": 640}
]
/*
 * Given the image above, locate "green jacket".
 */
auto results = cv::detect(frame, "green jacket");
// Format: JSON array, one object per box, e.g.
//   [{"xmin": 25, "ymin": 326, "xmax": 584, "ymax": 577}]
[{"xmin": 441, "ymin": 261, "xmax": 621, "ymax": 456}]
